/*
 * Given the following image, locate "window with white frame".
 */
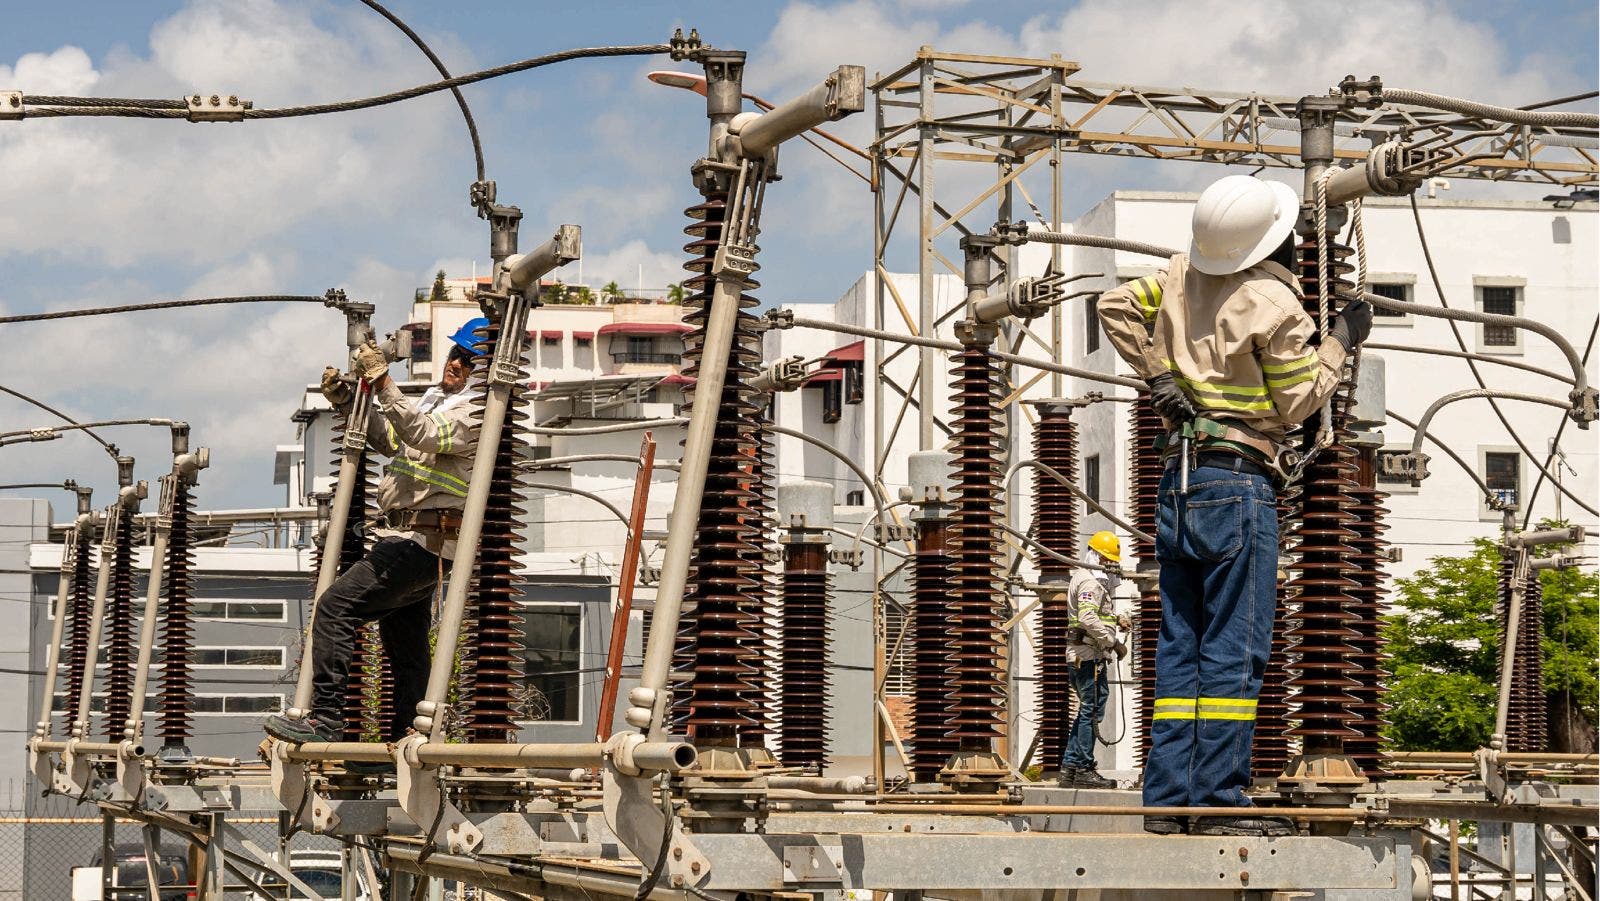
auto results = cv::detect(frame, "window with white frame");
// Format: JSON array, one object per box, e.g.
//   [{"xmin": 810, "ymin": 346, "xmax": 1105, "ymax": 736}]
[
  {"xmin": 1368, "ymin": 277, "xmax": 1414, "ymax": 323},
  {"xmin": 1085, "ymin": 454, "xmax": 1101, "ymax": 503},
  {"xmin": 1480, "ymin": 447, "xmax": 1522, "ymax": 517},
  {"xmin": 190, "ymin": 646, "xmax": 286, "ymax": 669},
  {"xmin": 192, "ymin": 694, "xmax": 284, "ymax": 716},
  {"xmin": 517, "ymin": 603, "xmax": 583, "ymax": 724},
  {"xmin": 189, "ymin": 600, "xmax": 287, "ymax": 622},
  {"xmin": 1474, "ymin": 279, "xmax": 1525, "ymax": 353}
]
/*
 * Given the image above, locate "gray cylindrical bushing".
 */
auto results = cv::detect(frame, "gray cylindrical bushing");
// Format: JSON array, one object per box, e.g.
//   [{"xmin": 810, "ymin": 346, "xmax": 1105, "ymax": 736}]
[
  {"xmin": 777, "ymin": 480, "xmax": 834, "ymax": 531},
  {"xmin": 1352, "ymin": 352, "xmax": 1386, "ymax": 430},
  {"xmin": 908, "ymin": 450, "xmax": 956, "ymax": 504}
]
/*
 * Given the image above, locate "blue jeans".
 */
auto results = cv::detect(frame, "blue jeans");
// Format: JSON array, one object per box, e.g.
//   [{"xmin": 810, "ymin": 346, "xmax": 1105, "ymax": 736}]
[
  {"xmin": 1062, "ymin": 660, "xmax": 1109, "ymax": 770},
  {"xmin": 1141, "ymin": 460, "xmax": 1279, "ymax": 809}
]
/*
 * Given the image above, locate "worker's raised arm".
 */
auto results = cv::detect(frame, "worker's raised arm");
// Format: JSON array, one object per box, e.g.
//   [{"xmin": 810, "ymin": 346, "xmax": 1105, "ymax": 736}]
[
  {"xmin": 372, "ymin": 380, "xmax": 478, "ymax": 457},
  {"xmin": 363, "ymin": 407, "xmax": 401, "ymax": 457},
  {"xmin": 1255, "ymin": 296, "xmax": 1349, "ymax": 426},
  {"xmin": 1096, "ymin": 269, "xmax": 1170, "ymax": 381}
]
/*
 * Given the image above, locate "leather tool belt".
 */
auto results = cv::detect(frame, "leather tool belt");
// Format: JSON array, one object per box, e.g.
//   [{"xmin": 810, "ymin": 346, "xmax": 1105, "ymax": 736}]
[{"xmin": 384, "ymin": 508, "xmax": 463, "ymax": 538}]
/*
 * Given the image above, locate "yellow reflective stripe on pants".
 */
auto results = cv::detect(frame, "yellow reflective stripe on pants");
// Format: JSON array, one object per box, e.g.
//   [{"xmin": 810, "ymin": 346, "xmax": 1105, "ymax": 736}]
[
  {"xmin": 1196, "ymin": 697, "xmax": 1257, "ymax": 721},
  {"xmin": 388, "ymin": 459, "xmax": 468, "ymax": 497},
  {"xmin": 1152, "ymin": 697, "xmax": 1196, "ymax": 720}
]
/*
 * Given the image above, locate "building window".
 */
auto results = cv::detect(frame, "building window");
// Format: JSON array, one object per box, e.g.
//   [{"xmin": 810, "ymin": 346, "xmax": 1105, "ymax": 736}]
[
  {"xmin": 193, "ymin": 694, "xmax": 285, "ymax": 716},
  {"xmin": 843, "ymin": 361, "xmax": 864, "ymax": 405},
  {"xmin": 1476, "ymin": 283, "xmax": 1523, "ymax": 351},
  {"xmin": 845, "ymin": 489, "xmax": 865, "ymax": 506},
  {"xmin": 1369, "ymin": 282, "xmax": 1411, "ymax": 320},
  {"xmin": 1085, "ymin": 454, "xmax": 1101, "ymax": 503},
  {"xmin": 189, "ymin": 600, "xmax": 286, "ymax": 622},
  {"xmin": 612, "ymin": 337, "xmax": 681, "ymax": 365},
  {"xmin": 883, "ymin": 605, "xmax": 912, "ymax": 696},
  {"xmin": 821, "ymin": 379, "xmax": 843, "ymax": 423},
  {"xmin": 1085, "ymin": 295, "xmax": 1101, "ymax": 354},
  {"xmin": 1483, "ymin": 450, "xmax": 1521, "ymax": 513},
  {"xmin": 190, "ymin": 646, "xmax": 286, "ymax": 669},
  {"xmin": 518, "ymin": 604, "xmax": 582, "ymax": 724}
]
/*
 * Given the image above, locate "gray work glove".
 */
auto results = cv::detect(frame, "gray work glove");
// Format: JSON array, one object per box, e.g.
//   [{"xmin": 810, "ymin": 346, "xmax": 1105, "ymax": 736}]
[
  {"xmin": 1330, "ymin": 298, "xmax": 1374, "ymax": 351},
  {"xmin": 320, "ymin": 366, "xmax": 353, "ymax": 407},
  {"xmin": 353, "ymin": 340, "xmax": 390, "ymax": 383},
  {"xmin": 1146, "ymin": 372, "xmax": 1196, "ymax": 424}
]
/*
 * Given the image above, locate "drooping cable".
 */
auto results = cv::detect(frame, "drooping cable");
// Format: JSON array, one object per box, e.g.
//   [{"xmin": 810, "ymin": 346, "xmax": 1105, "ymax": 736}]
[
  {"xmin": 1522, "ymin": 317, "xmax": 1599, "ymax": 530},
  {"xmin": 356, "ymin": 0, "xmax": 485, "ymax": 182},
  {"xmin": 19, "ymin": 44, "xmax": 672, "ymax": 121},
  {"xmin": 0, "ymin": 295, "xmax": 329, "ymax": 325},
  {"xmin": 0, "ymin": 383, "xmax": 118, "ymax": 458},
  {"xmin": 1407, "ymin": 194, "xmax": 1597, "ymax": 519}
]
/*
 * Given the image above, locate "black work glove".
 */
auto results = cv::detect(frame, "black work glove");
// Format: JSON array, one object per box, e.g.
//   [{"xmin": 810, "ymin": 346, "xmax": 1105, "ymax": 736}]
[
  {"xmin": 1330, "ymin": 298, "xmax": 1374, "ymax": 351},
  {"xmin": 1146, "ymin": 372, "xmax": 1196, "ymax": 424}
]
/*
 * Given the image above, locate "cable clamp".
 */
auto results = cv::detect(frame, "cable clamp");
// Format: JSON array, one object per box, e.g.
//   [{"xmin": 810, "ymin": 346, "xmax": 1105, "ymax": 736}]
[
  {"xmin": 185, "ymin": 93, "xmax": 251, "ymax": 123},
  {"xmin": 1569, "ymin": 386, "xmax": 1598, "ymax": 428},
  {"xmin": 667, "ymin": 27, "xmax": 704, "ymax": 61},
  {"xmin": 0, "ymin": 92, "xmax": 22, "ymax": 121}
]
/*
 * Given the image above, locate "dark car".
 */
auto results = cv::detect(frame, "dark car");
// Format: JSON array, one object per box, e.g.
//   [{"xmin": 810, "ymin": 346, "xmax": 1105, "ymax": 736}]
[{"xmin": 87, "ymin": 842, "xmax": 190, "ymax": 901}]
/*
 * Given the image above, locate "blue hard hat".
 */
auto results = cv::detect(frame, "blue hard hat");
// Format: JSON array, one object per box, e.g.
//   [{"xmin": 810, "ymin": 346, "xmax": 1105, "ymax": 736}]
[{"xmin": 448, "ymin": 317, "xmax": 490, "ymax": 356}]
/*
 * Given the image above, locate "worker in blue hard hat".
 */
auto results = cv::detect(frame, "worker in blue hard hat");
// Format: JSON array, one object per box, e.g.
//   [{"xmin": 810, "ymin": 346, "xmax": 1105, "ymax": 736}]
[{"xmin": 265, "ymin": 316, "xmax": 489, "ymax": 760}]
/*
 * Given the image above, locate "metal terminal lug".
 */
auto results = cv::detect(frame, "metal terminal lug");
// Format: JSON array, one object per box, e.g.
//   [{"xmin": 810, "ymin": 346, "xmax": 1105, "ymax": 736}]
[
  {"xmin": 667, "ymin": 27, "xmax": 703, "ymax": 61},
  {"xmin": 0, "ymin": 91, "xmax": 22, "ymax": 120},
  {"xmin": 1336, "ymin": 74, "xmax": 1384, "ymax": 108},
  {"xmin": 1569, "ymin": 386, "xmax": 1598, "ymax": 427},
  {"xmin": 185, "ymin": 93, "xmax": 250, "ymax": 123},
  {"xmin": 750, "ymin": 356, "xmax": 807, "ymax": 393},
  {"xmin": 713, "ymin": 241, "xmax": 759, "ymax": 280}
]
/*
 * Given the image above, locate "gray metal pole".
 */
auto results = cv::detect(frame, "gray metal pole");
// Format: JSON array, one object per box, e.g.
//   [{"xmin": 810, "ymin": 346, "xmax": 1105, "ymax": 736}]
[
  {"xmin": 288, "ymin": 305, "xmax": 374, "ymax": 720},
  {"xmin": 34, "ymin": 521, "xmax": 81, "ymax": 739},
  {"xmin": 917, "ymin": 56, "xmax": 937, "ymax": 451},
  {"xmin": 636, "ymin": 275, "xmax": 743, "ymax": 741},
  {"xmin": 72, "ymin": 498, "xmax": 124, "ymax": 739},
  {"xmin": 417, "ymin": 376, "xmax": 512, "ymax": 739},
  {"xmin": 124, "ymin": 523, "xmax": 169, "ymax": 745}
]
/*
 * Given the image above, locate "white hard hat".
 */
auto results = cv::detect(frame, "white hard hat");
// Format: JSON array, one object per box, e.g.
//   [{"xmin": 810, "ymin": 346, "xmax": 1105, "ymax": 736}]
[{"xmin": 1188, "ymin": 175, "xmax": 1301, "ymax": 275}]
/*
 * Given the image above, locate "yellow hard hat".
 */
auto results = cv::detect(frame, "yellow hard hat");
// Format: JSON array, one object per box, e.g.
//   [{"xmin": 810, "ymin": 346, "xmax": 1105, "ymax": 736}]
[{"xmin": 1087, "ymin": 530, "xmax": 1121, "ymax": 563}]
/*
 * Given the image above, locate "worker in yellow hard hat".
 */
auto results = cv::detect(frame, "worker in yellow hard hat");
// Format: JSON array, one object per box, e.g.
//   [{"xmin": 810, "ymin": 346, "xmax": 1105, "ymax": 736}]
[{"xmin": 1058, "ymin": 530, "xmax": 1132, "ymax": 788}]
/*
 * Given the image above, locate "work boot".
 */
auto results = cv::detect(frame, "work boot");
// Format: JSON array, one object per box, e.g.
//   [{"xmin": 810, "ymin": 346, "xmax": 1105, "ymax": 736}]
[
  {"xmin": 1143, "ymin": 815, "xmax": 1188, "ymax": 835},
  {"xmin": 1057, "ymin": 767, "xmax": 1117, "ymax": 789},
  {"xmin": 1191, "ymin": 815, "xmax": 1296, "ymax": 837},
  {"xmin": 263, "ymin": 715, "xmax": 338, "ymax": 745},
  {"xmin": 344, "ymin": 757, "xmax": 396, "ymax": 776}
]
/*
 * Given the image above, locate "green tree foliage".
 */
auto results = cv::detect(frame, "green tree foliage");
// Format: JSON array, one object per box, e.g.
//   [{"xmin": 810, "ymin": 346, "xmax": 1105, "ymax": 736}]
[
  {"xmin": 1380, "ymin": 533, "xmax": 1598, "ymax": 751},
  {"xmin": 601, "ymin": 280, "xmax": 623, "ymax": 302},
  {"xmin": 666, "ymin": 283, "xmax": 685, "ymax": 304},
  {"xmin": 428, "ymin": 269, "xmax": 449, "ymax": 304}
]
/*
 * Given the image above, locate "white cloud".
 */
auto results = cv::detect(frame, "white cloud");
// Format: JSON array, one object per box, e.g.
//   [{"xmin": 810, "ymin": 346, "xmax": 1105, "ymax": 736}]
[
  {"xmin": 573, "ymin": 239, "xmax": 686, "ymax": 294},
  {"xmin": 0, "ymin": 0, "xmax": 472, "ymax": 267}
]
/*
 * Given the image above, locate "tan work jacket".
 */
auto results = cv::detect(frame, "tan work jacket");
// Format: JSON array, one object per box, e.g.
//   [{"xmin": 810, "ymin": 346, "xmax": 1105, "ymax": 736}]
[
  {"xmin": 1097, "ymin": 254, "xmax": 1347, "ymax": 442},
  {"xmin": 1065, "ymin": 571, "xmax": 1118, "ymax": 664},
  {"xmin": 364, "ymin": 380, "xmax": 479, "ymax": 558}
]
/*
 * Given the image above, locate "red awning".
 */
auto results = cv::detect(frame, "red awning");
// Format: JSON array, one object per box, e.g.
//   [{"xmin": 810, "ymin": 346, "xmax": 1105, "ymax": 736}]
[
  {"xmin": 826, "ymin": 340, "xmax": 864, "ymax": 362},
  {"xmin": 658, "ymin": 374, "xmax": 696, "ymax": 386},
  {"xmin": 540, "ymin": 330, "xmax": 563, "ymax": 341},
  {"xmin": 805, "ymin": 368, "xmax": 842, "ymax": 384},
  {"xmin": 597, "ymin": 321, "xmax": 692, "ymax": 337},
  {"xmin": 572, "ymin": 331, "xmax": 595, "ymax": 341}
]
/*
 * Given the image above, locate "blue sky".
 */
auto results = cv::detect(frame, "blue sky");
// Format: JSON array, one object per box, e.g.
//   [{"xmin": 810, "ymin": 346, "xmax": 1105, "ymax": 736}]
[{"xmin": 1, "ymin": 0, "xmax": 1594, "ymax": 508}]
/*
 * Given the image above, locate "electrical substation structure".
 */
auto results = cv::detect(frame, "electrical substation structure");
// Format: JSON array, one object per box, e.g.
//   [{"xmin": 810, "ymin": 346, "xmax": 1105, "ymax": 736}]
[{"xmin": 8, "ymin": 29, "xmax": 1600, "ymax": 901}]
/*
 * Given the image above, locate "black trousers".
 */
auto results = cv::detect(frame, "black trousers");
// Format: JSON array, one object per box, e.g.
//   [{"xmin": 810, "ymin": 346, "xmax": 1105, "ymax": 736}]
[{"xmin": 308, "ymin": 536, "xmax": 439, "ymax": 741}]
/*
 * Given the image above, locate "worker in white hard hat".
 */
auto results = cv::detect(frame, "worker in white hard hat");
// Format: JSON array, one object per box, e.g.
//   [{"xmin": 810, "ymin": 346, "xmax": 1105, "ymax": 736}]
[
  {"xmin": 1057, "ymin": 530, "xmax": 1130, "ymax": 789},
  {"xmin": 1097, "ymin": 175, "xmax": 1373, "ymax": 837}
]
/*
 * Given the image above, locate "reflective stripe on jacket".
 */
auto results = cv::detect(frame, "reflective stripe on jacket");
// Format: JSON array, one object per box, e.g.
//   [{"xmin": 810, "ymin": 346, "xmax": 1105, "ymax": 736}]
[
  {"xmin": 369, "ymin": 381, "xmax": 478, "ymax": 557},
  {"xmin": 1096, "ymin": 253, "xmax": 1348, "ymax": 442},
  {"xmin": 1064, "ymin": 571, "xmax": 1117, "ymax": 664}
]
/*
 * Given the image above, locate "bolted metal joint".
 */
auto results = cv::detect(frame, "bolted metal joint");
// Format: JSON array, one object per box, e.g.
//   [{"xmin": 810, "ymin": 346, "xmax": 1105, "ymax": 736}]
[
  {"xmin": 0, "ymin": 91, "xmax": 22, "ymax": 121},
  {"xmin": 953, "ymin": 318, "xmax": 998, "ymax": 347},
  {"xmin": 1335, "ymin": 74, "xmax": 1385, "ymax": 109},
  {"xmin": 667, "ymin": 27, "xmax": 705, "ymax": 62},
  {"xmin": 1568, "ymin": 386, "xmax": 1598, "ymax": 428},
  {"xmin": 185, "ymin": 92, "xmax": 251, "ymax": 123},
  {"xmin": 750, "ymin": 356, "xmax": 808, "ymax": 393}
]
